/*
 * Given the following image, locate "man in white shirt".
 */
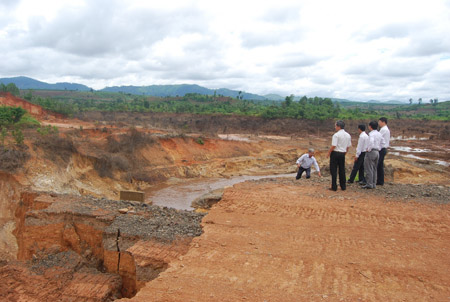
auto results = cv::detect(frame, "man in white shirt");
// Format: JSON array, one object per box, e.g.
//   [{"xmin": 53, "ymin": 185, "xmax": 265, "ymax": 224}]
[
  {"xmin": 327, "ymin": 120, "xmax": 352, "ymax": 191},
  {"xmin": 377, "ymin": 117, "xmax": 390, "ymax": 186},
  {"xmin": 348, "ymin": 124, "xmax": 369, "ymax": 184},
  {"xmin": 363, "ymin": 121, "xmax": 385, "ymax": 189},
  {"xmin": 295, "ymin": 148, "xmax": 322, "ymax": 179}
]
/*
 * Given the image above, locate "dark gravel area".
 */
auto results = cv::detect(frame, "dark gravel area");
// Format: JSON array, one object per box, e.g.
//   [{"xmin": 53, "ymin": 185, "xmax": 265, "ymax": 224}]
[
  {"xmin": 37, "ymin": 192, "xmax": 206, "ymax": 243},
  {"xmin": 252, "ymin": 176, "xmax": 450, "ymax": 204},
  {"xmin": 105, "ymin": 205, "xmax": 205, "ymax": 242}
]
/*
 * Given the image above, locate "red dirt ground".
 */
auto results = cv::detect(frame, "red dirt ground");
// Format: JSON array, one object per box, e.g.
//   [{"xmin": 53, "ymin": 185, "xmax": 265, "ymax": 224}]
[{"xmin": 121, "ymin": 179, "xmax": 450, "ymax": 302}]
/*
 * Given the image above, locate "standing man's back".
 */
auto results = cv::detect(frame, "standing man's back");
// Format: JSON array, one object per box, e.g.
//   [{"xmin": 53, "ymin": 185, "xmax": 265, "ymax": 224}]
[
  {"xmin": 363, "ymin": 121, "xmax": 384, "ymax": 189},
  {"xmin": 327, "ymin": 120, "xmax": 352, "ymax": 191},
  {"xmin": 348, "ymin": 124, "xmax": 369, "ymax": 184}
]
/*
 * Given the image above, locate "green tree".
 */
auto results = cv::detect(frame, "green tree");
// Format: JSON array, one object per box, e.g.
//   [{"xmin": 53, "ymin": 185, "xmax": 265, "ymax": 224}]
[
  {"xmin": 0, "ymin": 106, "xmax": 27, "ymax": 126},
  {"xmin": 282, "ymin": 94, "xmax": 294, "ymax": 108},
  {"xmin": 6, "ymin": 83, "xmax": 20, "ymax": 96},
  {"xmin": 24, "ymin": 90, "xmax": 33, "ymax": 101}
]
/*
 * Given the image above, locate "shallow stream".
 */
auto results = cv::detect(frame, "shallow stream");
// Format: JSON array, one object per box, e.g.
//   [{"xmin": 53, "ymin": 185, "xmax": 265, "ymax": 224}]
[{"xmin": 145, "ymin": 173, "xmax": 296, "ymax": 211}]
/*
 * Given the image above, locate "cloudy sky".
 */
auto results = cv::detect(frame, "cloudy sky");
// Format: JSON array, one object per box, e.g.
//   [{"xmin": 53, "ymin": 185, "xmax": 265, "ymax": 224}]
[{"xmin": 1, "ymin": 0, "xmax": 449, "ymax": 101}]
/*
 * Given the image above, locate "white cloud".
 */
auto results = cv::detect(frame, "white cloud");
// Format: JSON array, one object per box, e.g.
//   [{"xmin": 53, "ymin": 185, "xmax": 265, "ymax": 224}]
[{"xmin": 0, "ymin": 0, "xmax": 449, "ymax": 101}]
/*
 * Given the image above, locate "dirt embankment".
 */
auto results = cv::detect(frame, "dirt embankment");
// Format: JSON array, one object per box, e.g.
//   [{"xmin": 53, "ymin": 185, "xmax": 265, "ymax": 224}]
[
  {"xmin": 0, "ymin": 92, "xmax": 61, "ymax": 119},
  {"xmin": 1, "ymin": 191, "xmax": 204, "ymax": 301},
  {"xmin": 77, "ymin": 111, "xmax": 450, "ymax": 139},
  {"xmin": 15, "ymin": 128, "xmax": 298, "ymax": 200}
]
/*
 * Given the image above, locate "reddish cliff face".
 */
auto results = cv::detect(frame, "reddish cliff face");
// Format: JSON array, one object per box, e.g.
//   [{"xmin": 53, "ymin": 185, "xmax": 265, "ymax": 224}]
[{"xmin": 0, "ymin": 92, "xmax": 57, "ymax": 118}]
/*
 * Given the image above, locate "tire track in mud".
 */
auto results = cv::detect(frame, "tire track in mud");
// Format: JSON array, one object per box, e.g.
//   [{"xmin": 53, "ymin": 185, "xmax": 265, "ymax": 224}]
[{"xmin": 124, "ymin": 180, "xmax": 450, "ymax": 302}]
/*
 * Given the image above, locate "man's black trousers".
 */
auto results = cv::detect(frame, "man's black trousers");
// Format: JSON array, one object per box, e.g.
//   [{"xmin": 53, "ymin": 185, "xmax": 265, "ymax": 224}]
[
  {"xmin": 377, "ymin": 148, "xmax": 387, "ymax": 185},
  {"xmin": 348, "ymin": 152, "xmax": 366, "ymax": 183},
  {"xmin": 296, "ymin": 166, "xmax": 311, "ymax": 179},
  {"xmin": 330, "ymin": 151, "xmax": 346, "ymax": 190}
]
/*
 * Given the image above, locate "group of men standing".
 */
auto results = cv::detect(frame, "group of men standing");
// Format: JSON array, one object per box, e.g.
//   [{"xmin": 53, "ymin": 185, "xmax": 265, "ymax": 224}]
[{"xmin": 295, "ymin": 118, "xmax": 390, "ymax": 191}]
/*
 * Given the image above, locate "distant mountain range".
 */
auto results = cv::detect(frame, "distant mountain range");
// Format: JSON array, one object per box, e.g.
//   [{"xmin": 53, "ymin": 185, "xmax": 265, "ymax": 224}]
[
  {"xmin": 101, "ymin": 84, "xmax": 269, "ymax": 101},
  {"xmin": 0, "ymin": 76, "xmax": 91, "ymax": 91},
  {"xmin": 0, "ymin": 76, "xmax": 409, "ymax": 104}
]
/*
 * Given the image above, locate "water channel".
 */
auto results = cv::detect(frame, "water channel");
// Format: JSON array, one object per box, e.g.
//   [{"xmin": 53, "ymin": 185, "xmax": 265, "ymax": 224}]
[{"xmin": 145, "ymin": 173, "xmax": 296, "ymax": 211}]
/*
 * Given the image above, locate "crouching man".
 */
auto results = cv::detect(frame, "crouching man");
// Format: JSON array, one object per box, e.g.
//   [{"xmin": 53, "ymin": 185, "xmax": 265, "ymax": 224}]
[{"xmin": 296, "ymin": 148, "xmax": 322, "ymax": 179}]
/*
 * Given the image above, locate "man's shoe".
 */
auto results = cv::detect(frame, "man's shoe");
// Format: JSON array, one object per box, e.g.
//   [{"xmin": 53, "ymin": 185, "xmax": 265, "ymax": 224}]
[
  {"xmin": 347, "ymin": 180, "xmax": 354, "ymax": 184},
  {"xmin": 359, "ymin": 182, "xmax": 367, "ymax": 186},
  {"xmin": 361, "ymin": 185, "xmax": 372, "ymax": 189},
  {"xmin": 328, "ymin": 188, "xmax": 337, "ymax": 191}
]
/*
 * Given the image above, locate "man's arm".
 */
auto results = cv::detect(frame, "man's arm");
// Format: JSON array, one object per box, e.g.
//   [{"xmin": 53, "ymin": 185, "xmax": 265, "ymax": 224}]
[
  {"xmin": 327, "ymin": 146, "xmax": 335, "ymax": 157},
  {"xmin": 313, "ymin": 158, "xmax": 322, "ymax": 177}
]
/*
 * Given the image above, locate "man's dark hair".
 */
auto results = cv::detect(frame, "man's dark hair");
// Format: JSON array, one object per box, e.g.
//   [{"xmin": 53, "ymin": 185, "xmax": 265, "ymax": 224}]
[
  {"xmin": 335, "ymin": 120, "xmax": 345, "ymax": 129},
  {"xmin": 358, "ymin": 124, "xmax": 366, "ymax": 131},
  {"xmin": 369, "ymin": 121, "xmax": 378, "ymax": 130},
  {"xmin": 379, "ymin": 117, "xmax": 388, "ymax": 124}
]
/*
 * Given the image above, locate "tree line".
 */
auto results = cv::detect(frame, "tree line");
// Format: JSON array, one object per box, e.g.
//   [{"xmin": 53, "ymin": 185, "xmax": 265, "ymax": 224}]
[{"xmin": 1, "ymin": 83, "xmax": 447, "ymax": 121}]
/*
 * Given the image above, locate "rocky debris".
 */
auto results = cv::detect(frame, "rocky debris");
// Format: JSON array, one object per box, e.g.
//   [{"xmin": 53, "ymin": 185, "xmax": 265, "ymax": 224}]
[
  {"xmin": 119, "ymin": 208, "xmax": 129, "ymax": 214},
  {"xmin": 105, "ymin": 205, "xmax": 204, "ymax": 243},
  {"xmin": 369, "ymin": 183, "xmax": 450, "ymax": 203},
  {"xmin": 191, "ymin": 188, "xmax": 224, "ymax": 210}
]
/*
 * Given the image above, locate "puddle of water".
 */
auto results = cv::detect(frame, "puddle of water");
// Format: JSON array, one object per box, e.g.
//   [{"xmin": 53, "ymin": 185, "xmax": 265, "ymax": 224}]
[
  {"xmin": 391, "ymin": 135, "xmax": 429, "ymax": 141},
  {"xmin": 218, "ymin": 134, "xmax": 252, "ymax": 142},
  {"xmin": 146, "ymin": 173, "xmax": 296, "ymax": 211},
  {"xmin": 258, "ymin": 135, "xmax": 291, "ymax": 140},
  {"xmin": 217, "ymin": 134, "xmax": 292, "ymax": 141},
  {"xmin": 390, "ymin": 152, "xmax": 450, "ymax": 167},
  {"xmin": 390, "ymin": 146, "xmax": 432, "ymax": 153}
]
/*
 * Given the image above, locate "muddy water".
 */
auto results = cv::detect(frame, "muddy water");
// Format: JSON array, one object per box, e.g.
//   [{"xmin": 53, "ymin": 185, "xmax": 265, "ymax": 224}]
[
  {"xmin": 145, "ymin": 173, "xmax": 296, "ymax": 210},
  {"xmin": 390, "ymin": 145, "xmax": 450, "ymax": 167}
]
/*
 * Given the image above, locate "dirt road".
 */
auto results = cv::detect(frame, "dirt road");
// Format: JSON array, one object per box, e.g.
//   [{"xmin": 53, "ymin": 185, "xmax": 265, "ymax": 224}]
[{"xmin": 122, "ymin": 178, "xmax": 450, "ymax": 302}]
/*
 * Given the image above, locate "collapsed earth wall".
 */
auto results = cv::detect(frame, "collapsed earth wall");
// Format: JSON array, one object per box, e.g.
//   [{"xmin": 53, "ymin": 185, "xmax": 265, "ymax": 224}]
[{"xmin": 2, "ymin": 190, "xmax": 205, "ymax": 299}]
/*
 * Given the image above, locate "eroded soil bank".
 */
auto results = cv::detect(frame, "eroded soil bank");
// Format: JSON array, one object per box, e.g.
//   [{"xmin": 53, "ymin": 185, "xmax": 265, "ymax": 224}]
[{"xmin": 1, "ymin": 191, "xmax": 204, "ymax": 301}]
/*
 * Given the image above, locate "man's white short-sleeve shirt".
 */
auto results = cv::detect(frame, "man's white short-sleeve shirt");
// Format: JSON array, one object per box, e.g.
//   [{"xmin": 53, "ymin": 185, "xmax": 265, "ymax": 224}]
[{"xmin": 332, "ymin": 129, "xmax": 352, "ymax": 152}]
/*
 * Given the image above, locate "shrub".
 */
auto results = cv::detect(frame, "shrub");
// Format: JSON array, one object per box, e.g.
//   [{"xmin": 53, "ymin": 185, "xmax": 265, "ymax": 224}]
[
  {"xmin": 0, "ymin": 145, "xmax": 29, "ymax": 172},
  {"xmin": 94, "ymin": 155, "xmax": 114, "ymax": 178},
  {"xmin": 107, "ymin": 128, "xmax": 155, "ymax": 154},
  {"xmin": 11, "ymin": 128, "xmax": 24, "ymax": 145},
  {"xmin": 33, "ymin": 135, "xmax": 76, "ymax": 164},
  {"xmin": 93, "ymin": 154, "xmax": 131, "ymax": 178}
]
